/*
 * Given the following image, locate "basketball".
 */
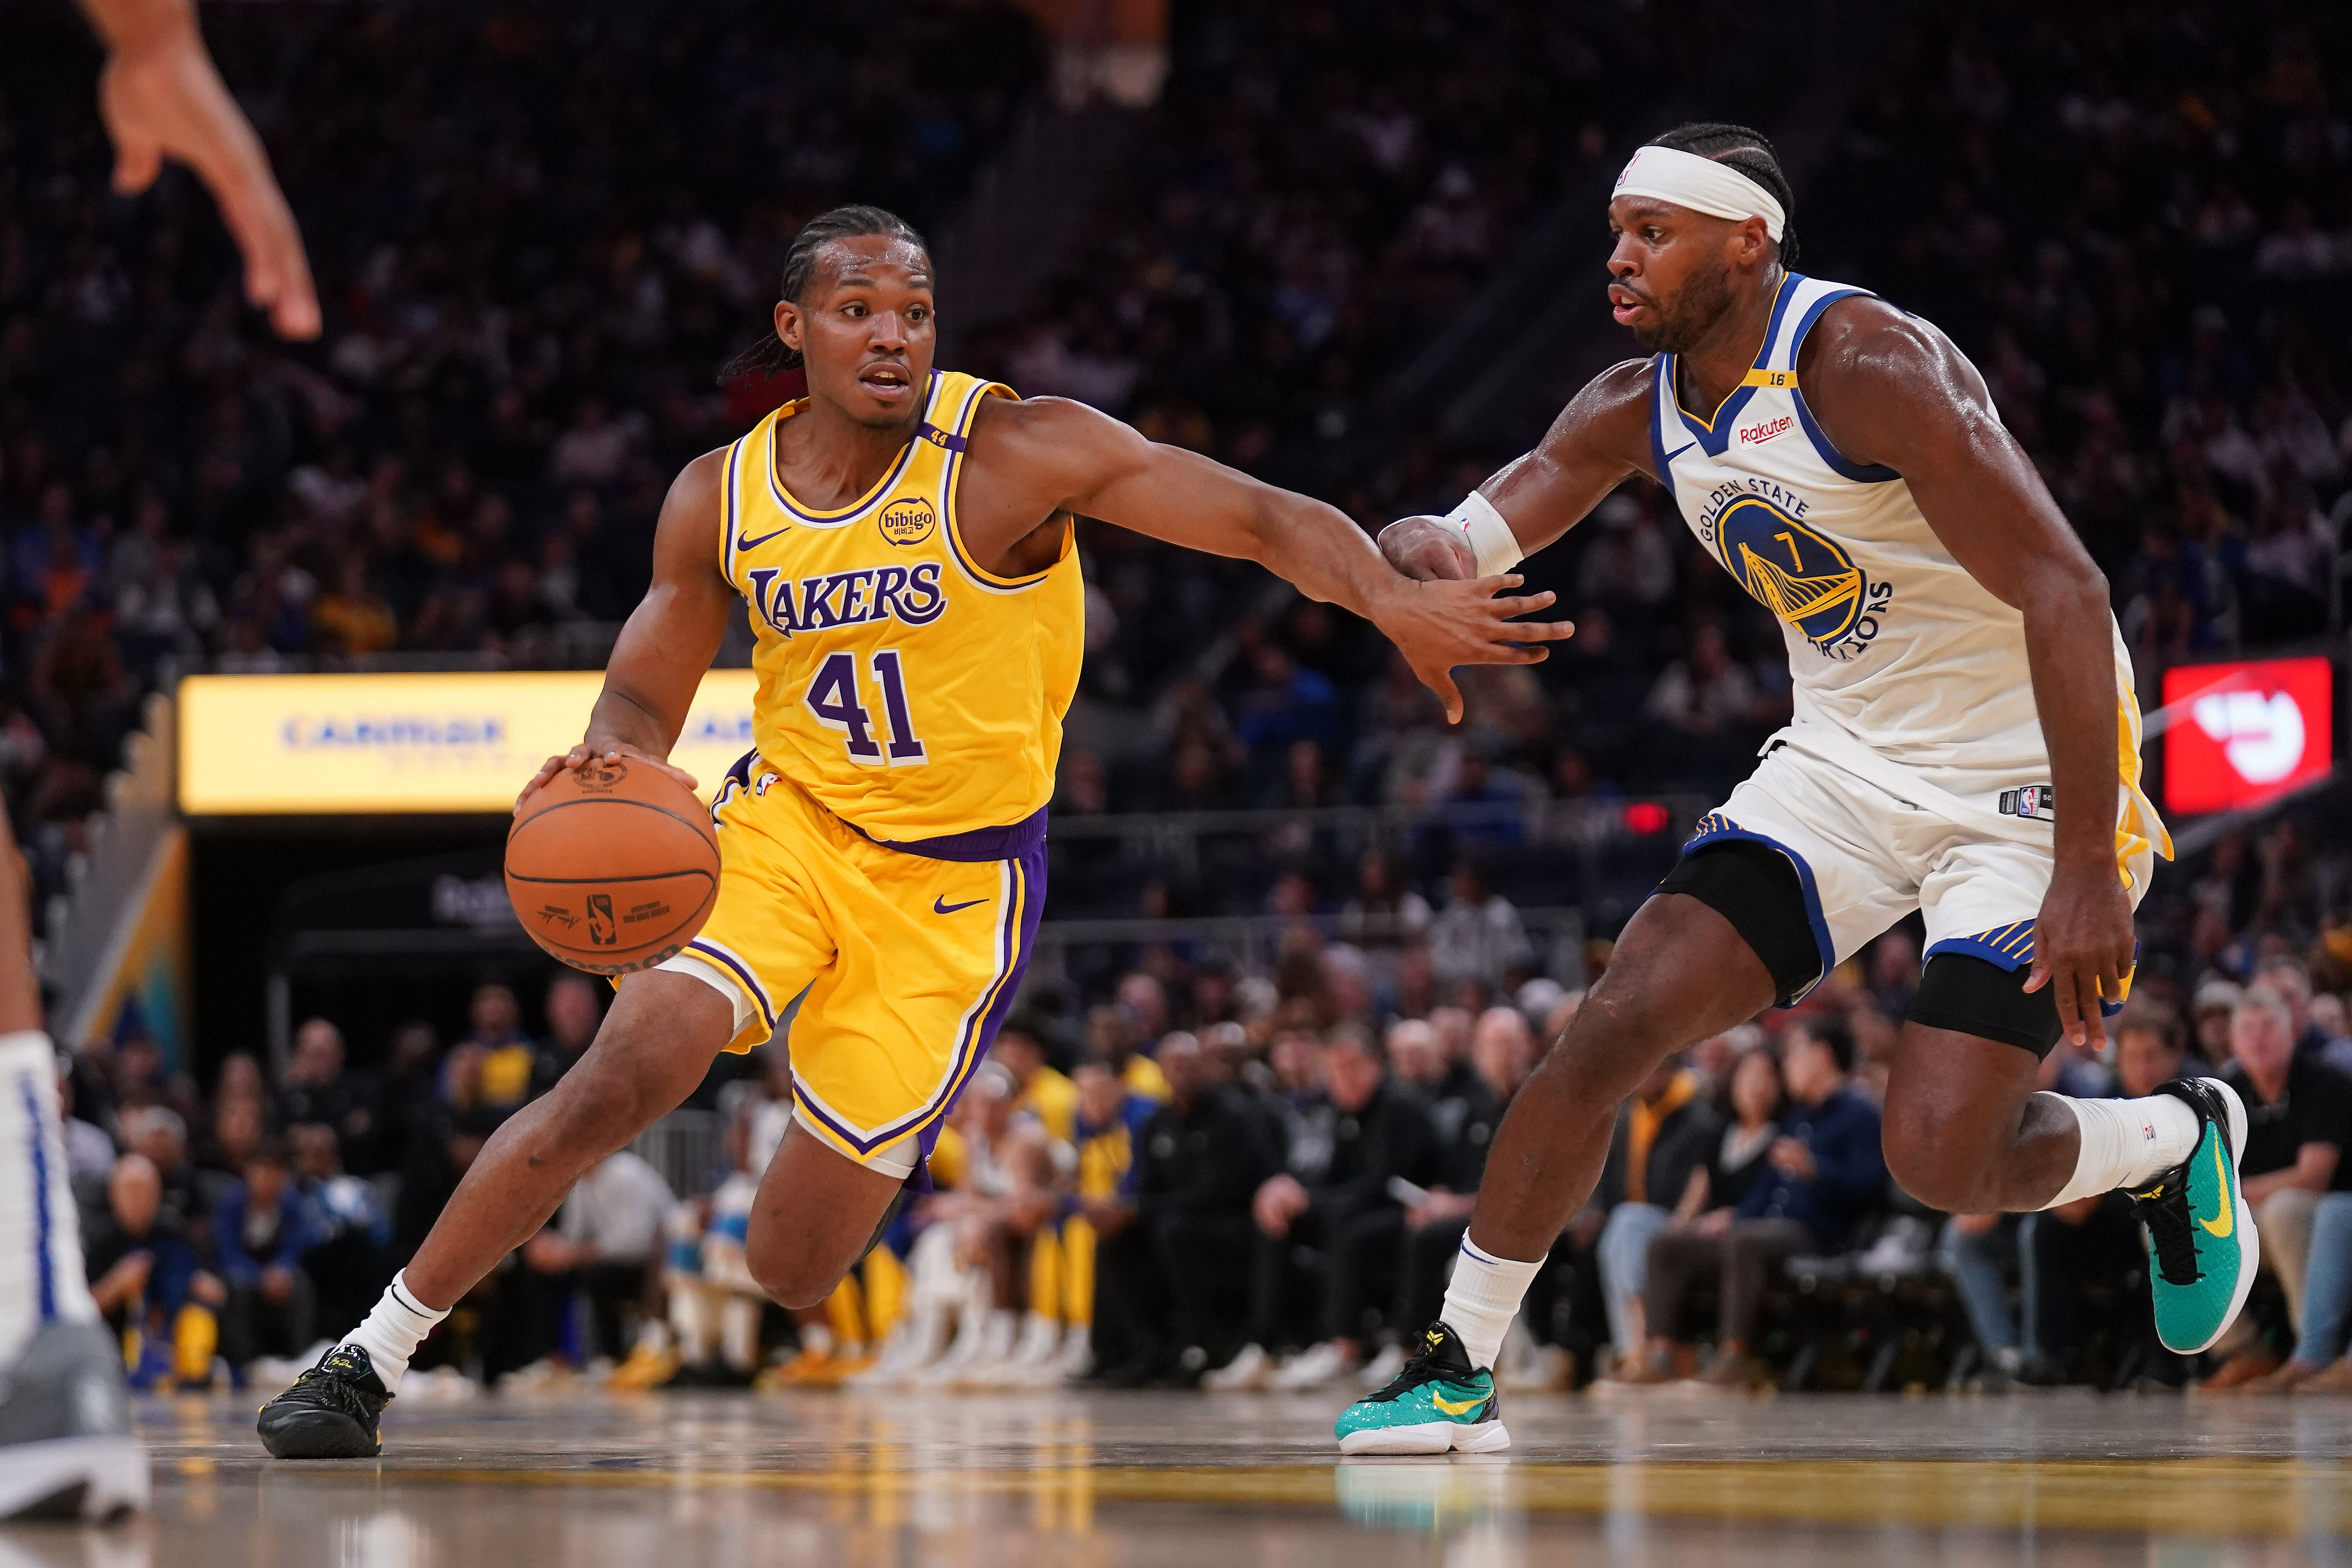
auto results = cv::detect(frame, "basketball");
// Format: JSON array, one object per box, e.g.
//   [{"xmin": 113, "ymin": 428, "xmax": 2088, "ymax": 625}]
[{"xmin": 504, "ymin": 756, "xmax": 720, "ymax": 974}]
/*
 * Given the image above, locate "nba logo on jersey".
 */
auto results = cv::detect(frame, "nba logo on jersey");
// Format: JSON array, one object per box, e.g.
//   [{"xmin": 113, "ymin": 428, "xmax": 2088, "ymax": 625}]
[{"xmin": 879, "ymin": 501, "xmax": 935, "ymax": 546}]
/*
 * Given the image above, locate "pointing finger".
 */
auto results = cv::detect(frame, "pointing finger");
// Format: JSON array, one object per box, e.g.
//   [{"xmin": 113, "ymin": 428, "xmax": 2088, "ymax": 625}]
[
  {"xmin": 112, "ymin": 137, "xmax": 163, "ymax": 196},
  {"xmin": 1422, "ymin": 667, "xmax": 1464, "ymax": 726}
]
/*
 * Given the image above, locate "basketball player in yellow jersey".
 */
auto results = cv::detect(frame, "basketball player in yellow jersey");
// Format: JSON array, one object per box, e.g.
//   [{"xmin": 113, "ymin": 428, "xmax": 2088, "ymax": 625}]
[{"xmin": 259, "ymin": 204, "xmax": 1565, "ymax": 1455}]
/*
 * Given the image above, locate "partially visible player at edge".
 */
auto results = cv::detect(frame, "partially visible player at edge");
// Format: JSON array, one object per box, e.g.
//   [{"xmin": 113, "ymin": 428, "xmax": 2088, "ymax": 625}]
[
  {"xmin": 258, "ymin": 204, "xmax": 1568, "ymax": 1457},
  {"xmin": 1333, "ymin": 121, "xmax": 2255, "ymax": 1456},
  {"xmin": 1, "ymin": 0, "xmax": 316, "ymax": 1521}
]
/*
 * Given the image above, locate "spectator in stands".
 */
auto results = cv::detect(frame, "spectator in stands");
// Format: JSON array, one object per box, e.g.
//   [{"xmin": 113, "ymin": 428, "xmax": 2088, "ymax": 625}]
[
  {"xmin": 1212, "ymin": 1023, "xmax": 1444, "ymax": 1391},
  {"xmin": 1097, "ymin": 1031, "xmax": 1268, "ymax": 1381},
  {"xmin": 56, "ymin": 1057, "xmax": 115, "ymax": 1187},
  {"xmin": 212, "ymin": 1137, "xmax": 314, "ymax": 1369},
  {"xmin": 363, "ymin": 1022, "xmax": 443, "ymax": 1178},
  {"xmin": 1426, "ymin": 858, "xmax": 1533, "ymax": 1003},
  {"xmin": 460, "ymin": 984, "xmax": 538, "ymax": 1109},
  {"xmin": 2199, "ymin": 985, "xmax": 2352, "ymax": 1390},
  {"xmin": 918, "ymin": 1063, "xmax": 1064, "ymax": 1379},
  {"xmin": 199, "ymin": 1098, "xmax": 264, "ymax": 1190},
  {"xmin": 1592, "ymin": 1049, "xmax": 1724, "ymax": 1380},
  {"xmin": 1063, "ymin": 1056, "xmax": 1162, "ymax": 1380},
  {"xmin": 288, "ymin": 1122, "xmax": 391, "ymax": 1342},
  {"xmin": 993, "ymin": 1016, "xmax": 1080, "ymax": 1144},
  {"xmin": 212, "ymin": 1053, "xmax": 273, "ymax": 1123},
  {"xmin": 279, "ymin": 1017, "xmax": 372, "ymax": 1157},
  {"xmin": 522, "ymin": 1147, "xmax": 675, "ymax": 1368},
  {"xmin": 2255, "ymin": 956, "xmax": 2331, "ymax": 1059},
  {"xmin": 119, "ymin": 1104, "xmax": 204, "ymax": 1242},
  {"xmin": 528, "ymin": 974, "xmax": 606, "ymax": 1098},
  {"xmin": 1624, "ymin": 1021, "xmax": 1885, "ymax": 1390},
  {"xmin": 2192, "ymin": 979, "xmax": 2242, "ymax": 1069},
  {"xmin": 85, "ymin": 1153, "xmax": 224, "ymax": 1390}
]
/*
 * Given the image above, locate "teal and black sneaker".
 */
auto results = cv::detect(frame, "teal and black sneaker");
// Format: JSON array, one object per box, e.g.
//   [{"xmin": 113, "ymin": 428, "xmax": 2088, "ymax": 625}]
[
  {"xmin": 2131, "ymin": 1077, "xmax": 2258, "ymax": 1355},
  {"xmin": 1333, "ymin": 1322, "xmax": 1508, "ymax": 1456}
]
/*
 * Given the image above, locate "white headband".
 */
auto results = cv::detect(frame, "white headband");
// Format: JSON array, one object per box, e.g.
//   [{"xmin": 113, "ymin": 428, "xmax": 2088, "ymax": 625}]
[{"xmin": 1613, "ymin": 144, "xmax": 1785, "ymax": 242}]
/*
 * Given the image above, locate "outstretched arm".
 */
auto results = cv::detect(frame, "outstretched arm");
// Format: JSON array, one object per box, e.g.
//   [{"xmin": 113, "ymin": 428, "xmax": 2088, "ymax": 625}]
[
  {"xmin": 1802, "ymin": 299, "xmax": 2132, "ymax": 1048},
  {"xmin": 1373, "ymin": 359, "xmax": 1656, "ymax": 581},
  {"xmin": 514, "ymin": 451, "xmax": 736, "ymax": 808},
  {"xmin": 78, "ymin": 0, "xmax": 318, "ymax": 339},
  {"xmin": 961, "ymin": 396, "xmax": 1571, "ymax": 722}
]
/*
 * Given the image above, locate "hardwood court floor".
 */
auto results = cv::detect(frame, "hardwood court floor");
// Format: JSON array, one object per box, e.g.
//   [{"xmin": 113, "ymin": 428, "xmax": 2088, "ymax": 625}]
[{"xmin": 4, "ymin": 1386, "xmax": 2349, "ymax": 1566}]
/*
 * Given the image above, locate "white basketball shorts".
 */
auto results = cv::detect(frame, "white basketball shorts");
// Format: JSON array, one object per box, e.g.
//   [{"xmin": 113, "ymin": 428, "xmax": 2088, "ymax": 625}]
[{"xmin": 1682, "ymin": 740, "xmax": 2152, "ymax": 1003}]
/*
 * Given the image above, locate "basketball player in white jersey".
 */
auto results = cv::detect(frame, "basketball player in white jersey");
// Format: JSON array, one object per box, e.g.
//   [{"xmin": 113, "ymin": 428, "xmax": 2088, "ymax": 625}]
[
  {"xmin": 0, "ymin": 0, "xmax": 315, "ymax": 1517},
  {"xmin": 1335, "ymin": 122, "xmax": 2255, "ymax": 1455}
]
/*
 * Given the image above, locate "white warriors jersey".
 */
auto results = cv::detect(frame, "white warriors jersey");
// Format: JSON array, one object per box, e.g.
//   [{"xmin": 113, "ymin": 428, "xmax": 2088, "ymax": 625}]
[{"xmin": 1647, "ymin": 272, "xmax": 2169, "ymax": 871}]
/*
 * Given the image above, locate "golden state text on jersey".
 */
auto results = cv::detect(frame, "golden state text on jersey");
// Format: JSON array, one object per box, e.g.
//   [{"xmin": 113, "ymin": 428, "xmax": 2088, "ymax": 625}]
[
  {"xmin": 718, "ymin": 369, "xmax": 1083, "ymax": 842},
  {"xmin": 1692, "ymin": 475, "xmax": 1898, "ymax": 663}
]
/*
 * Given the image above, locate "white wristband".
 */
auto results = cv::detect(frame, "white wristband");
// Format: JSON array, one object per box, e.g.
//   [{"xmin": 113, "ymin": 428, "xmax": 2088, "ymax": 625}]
[{"xmin": 1442, "ymin": 491, "xmax": 1522, "ymax": 576}]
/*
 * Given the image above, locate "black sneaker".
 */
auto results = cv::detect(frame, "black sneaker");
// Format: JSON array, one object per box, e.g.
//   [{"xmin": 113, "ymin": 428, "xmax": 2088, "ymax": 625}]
[
  {"xmin": 256, "ymin": 1343, "xmax": 391, "ymax": 1459},
  {"xmin": 1333, "ymin": 1321, "xmax": 1510, "ymax": 1455}
]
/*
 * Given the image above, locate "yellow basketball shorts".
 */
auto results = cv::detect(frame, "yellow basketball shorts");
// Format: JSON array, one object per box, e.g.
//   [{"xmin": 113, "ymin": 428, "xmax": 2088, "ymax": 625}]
[{"xmin": 665, "ymin": 752, "xmax": 1044, "ymax": 1173}]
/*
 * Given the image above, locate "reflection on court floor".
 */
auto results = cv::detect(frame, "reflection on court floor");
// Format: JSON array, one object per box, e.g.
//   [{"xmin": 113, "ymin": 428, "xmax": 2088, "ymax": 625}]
[{"xmin": 1, "ymin": 1390, "xmax": 2347, "ymax": 1567}]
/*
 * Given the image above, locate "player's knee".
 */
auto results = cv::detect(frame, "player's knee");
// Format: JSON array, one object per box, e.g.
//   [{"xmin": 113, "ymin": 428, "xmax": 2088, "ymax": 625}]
[
  {"xmin": 1881, "ymin": 1123, "xmax": 1983, "ymax": 1214},
  {"xmin": 743, "ymin": 1235, "xmax": 843, "ymax": 1311}
]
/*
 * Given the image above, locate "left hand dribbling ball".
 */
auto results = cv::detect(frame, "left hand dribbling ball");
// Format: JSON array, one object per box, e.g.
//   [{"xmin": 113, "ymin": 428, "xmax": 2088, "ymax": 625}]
[{"xmin": 505, "ymin": 757, "xmax": 721, "ymax": 973}]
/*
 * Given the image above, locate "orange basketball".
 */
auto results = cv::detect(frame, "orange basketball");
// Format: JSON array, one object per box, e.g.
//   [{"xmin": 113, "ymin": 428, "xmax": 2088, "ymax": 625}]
[{"xmin": 504, "ymin": 756, "xmax": 720, "ymax": 974}]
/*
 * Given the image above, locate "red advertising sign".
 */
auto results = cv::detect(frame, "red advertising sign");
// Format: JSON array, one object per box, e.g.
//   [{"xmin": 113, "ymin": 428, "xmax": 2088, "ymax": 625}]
[{"xmin": 2160, "ymin": 656, "xmax": 2335, "ymax": 815}]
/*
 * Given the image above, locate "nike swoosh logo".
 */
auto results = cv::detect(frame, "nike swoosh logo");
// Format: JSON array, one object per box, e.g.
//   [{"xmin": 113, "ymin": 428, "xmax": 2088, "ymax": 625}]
[
  {"xmin": 1662, "ymin": 442, "xmax": 1695, "ymax": 464},
  {"xmin": 2198, "ymin": 1135, "xmax": 2234, "ymax": 1238},
  {"xmin": 933, "ymin": 896, "xmax": 988, "ymax": 915},
  {"xmin": 1429, "ymin": 1391, "xmax": 1487, "ymax": 1417},
  {"xmin": 737, "ymin": 527, "xmax": 792, "ymax": 551}
]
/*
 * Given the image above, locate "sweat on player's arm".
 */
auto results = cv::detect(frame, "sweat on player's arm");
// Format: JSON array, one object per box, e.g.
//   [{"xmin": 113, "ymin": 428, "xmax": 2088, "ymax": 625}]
[
  {"xmin": 1798, "ymin": 299, "xmax": 2137, "ymax": 1046},
  {"xmin": 959, "ymin": 392, "xmax": 1575, "ymax": 724}
]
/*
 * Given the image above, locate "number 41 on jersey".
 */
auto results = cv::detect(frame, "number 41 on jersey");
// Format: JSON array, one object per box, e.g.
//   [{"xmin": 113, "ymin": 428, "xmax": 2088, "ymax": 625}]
[{"xmin": 805, "ymin": 650, "xmax": 926, "ymax": 765}]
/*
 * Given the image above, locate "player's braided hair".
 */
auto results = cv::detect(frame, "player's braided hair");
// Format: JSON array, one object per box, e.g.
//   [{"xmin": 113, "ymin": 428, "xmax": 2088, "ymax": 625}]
[
  {"xmin": 717, "ymin": 204, "xmax": 930, "ymax": 382},
  {"xmin": 1645, "ymin": 122, "xmax": 1800, "ymax": 268}
]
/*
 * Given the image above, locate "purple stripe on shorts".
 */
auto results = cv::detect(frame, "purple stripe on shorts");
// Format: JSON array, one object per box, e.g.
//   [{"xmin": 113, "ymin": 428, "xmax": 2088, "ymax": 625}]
[
  {"xmin": 912, "ymin": 837, "xmax": 1045, "ymax": 1173},
  {"xmin": 685, "ymin": 938, "xmax": 776, "ymax": 1032},
  {"xmin": 852, "ymin": 804, "xmax": 1048, "ymax": 863}
]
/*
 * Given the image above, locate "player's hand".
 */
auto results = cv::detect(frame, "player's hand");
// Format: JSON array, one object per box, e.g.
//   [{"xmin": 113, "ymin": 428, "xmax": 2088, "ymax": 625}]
[
  {"xmin": 1377, "ymin": 515, "xmax": 1475, "ymax": 581},
  {"xmin": 2024, "ymin": 857, "xmax": 2135, "ymax": 1050},
  {"xmin": 1371, "ymin": 573, "xmax": 1574, "ymax": 725},
  {"xmin": 514, "ymin": 743, "xmax": 699, "ymax": 812},
  {"xmin": 99, "ymin": 32, "xmax": 319, "ymax": 339}
]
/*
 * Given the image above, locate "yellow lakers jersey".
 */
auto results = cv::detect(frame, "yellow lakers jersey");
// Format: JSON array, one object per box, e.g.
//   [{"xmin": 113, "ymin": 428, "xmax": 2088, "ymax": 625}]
[{"xmin": 719, "ymin": 370, "xmax": 1084, "ymax": 841}]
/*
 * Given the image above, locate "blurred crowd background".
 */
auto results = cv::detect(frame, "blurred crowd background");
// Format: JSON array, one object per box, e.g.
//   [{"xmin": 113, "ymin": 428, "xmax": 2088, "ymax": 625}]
[{"xmin": 8, "ymin": 0, "xmax": 2352, "ymax": 1397}]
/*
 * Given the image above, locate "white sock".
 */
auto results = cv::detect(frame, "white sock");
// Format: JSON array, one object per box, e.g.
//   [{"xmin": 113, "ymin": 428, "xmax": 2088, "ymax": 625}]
[
  {"xmin": 1439, "ymin": 1235, "xmax": 1544, "ymax": 1372},
  {"xmin": 344, "ymin": 1271, "xmax": 450, "ymax": 1394},
  {"xmin": 0, "ymin": 1030, "xmax": 99, "ymax": 1364},
  {"xmin": 2041, "ymin": 1092, "xmax": 2201, "ymax": 1209}
]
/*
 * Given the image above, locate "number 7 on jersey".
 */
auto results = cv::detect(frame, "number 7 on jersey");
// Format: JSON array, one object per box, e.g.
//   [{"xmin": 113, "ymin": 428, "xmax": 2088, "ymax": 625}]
[{"xmin": 804, "ymin": 650, "xmax": 928, "ymax": 765}]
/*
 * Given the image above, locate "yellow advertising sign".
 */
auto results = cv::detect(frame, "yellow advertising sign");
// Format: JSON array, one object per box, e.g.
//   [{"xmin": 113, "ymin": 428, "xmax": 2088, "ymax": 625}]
[{"xmin": 177, "ymin": 670, "xmax": 760, "ymax": 814}]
